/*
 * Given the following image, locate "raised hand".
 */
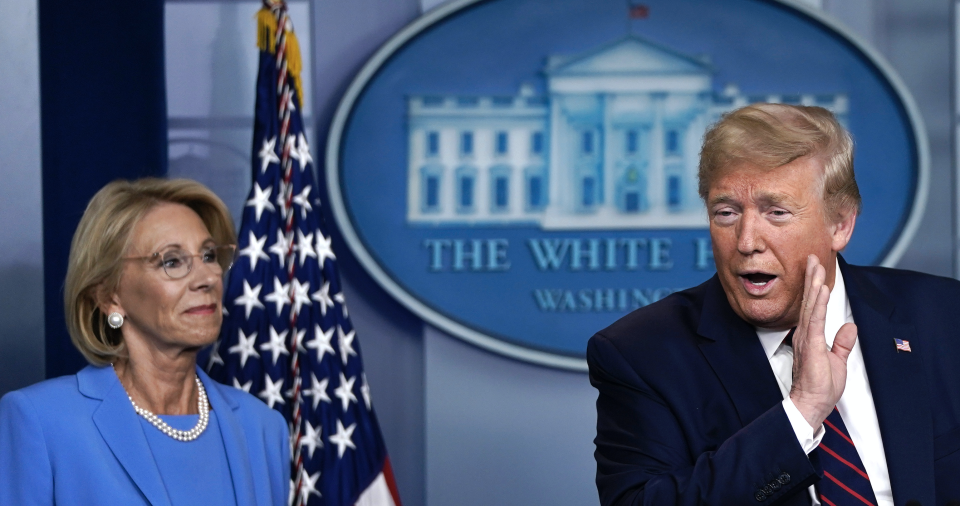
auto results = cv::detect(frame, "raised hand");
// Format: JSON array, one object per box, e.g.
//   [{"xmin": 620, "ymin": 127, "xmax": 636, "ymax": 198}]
[{"xmin": 788, "ymin": 255, "xmax": 858, "ymax": 429}]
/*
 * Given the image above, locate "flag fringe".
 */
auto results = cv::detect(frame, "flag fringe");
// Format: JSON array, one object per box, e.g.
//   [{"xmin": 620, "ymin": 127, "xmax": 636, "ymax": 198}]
[
  {"xmin": 256, "ymin": 8, "xmax": 277, "ymax": 53},
  {"xmin": 256, "ymin": 7, "xmax": 304, "ymax": 108}
]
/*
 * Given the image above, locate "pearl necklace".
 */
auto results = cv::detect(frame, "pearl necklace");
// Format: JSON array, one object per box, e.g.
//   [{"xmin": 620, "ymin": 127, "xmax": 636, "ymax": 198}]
[{"xmin": 116, "ymin": 366, "xmax": 210, "ymax": 442}]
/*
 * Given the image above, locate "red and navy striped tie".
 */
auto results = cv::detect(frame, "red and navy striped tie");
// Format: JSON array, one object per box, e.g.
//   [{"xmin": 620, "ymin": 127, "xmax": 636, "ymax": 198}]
[
  {"xmin": 816, "ymin": 408, "xmax": 877, "ymax": 506},
  {"xmin": 783, "ymin": 329, "xmax": 877, "ymax": 506}
]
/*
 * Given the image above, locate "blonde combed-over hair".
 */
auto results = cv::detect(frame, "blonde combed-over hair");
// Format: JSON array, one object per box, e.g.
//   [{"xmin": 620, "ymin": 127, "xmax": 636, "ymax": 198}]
[
  {"xmin": 698, "ymin": 103, "xmax": 862, "ymax": 218},
  {"xmin": 64, "ymin": 178, "xmax": 236, "ymax": 366}
]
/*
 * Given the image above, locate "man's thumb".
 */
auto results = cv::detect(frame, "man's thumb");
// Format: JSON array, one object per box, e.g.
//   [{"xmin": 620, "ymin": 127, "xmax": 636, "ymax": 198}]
[{"xmin": 831, "ymin": 322, "xmax": 858, "ymax": 362}]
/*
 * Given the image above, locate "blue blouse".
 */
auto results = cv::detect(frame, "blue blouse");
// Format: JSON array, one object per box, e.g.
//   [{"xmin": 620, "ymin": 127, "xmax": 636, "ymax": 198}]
[{"xmin": 140, "ymin": 409, "xmax": 238, "ymax": 506}]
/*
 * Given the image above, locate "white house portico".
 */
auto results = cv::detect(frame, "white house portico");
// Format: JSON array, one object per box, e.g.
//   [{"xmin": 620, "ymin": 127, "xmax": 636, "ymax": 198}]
[{"xmin": 406, "ymin": 35, "xmax": 848, "ymax": 230}]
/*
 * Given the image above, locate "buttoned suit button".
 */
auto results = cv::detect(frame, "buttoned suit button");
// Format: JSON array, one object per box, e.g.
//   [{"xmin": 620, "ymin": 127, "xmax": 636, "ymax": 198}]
[
  {"xmin": 768, "ymin": 479, "xmax": 781, "ymax": 491},
  {"xmin": 755, "ymin": 490, "xmax": 767, "ymax": 502},
  {"xmin": 762, "ymin": 484, "xmax": 774, "ymax": 495},
  {"xmin": 777, "ymin": 472, "xmax": 791, "ymax": 485}
]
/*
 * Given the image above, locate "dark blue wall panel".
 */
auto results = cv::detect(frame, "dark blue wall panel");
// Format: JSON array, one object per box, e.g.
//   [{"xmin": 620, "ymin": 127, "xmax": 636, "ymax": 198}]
[{"xmin": 40, "ymin": 0, "xmax": 168, "ymax": 378}]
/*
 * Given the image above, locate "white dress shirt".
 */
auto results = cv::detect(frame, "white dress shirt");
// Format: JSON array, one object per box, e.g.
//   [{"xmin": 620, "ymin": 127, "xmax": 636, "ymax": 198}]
[{"xmin": 755, "ymin": 261, "xmax": 892, "ymax": 506}]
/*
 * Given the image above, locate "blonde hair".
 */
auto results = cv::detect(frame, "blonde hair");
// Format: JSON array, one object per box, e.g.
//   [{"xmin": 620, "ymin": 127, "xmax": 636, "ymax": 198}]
[
  {"xmin": 64, "ymin": 178, "xmax": 236, "ymax": 365},
  {"xmin": 698, "ymin": 103, "xmax": 861, "ymax": 218}
]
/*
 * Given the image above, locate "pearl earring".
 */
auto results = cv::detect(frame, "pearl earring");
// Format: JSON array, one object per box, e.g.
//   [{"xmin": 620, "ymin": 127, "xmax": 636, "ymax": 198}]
[{"xmin": 107, "ymin": 312, "xmax": 124, "ymax": 329}]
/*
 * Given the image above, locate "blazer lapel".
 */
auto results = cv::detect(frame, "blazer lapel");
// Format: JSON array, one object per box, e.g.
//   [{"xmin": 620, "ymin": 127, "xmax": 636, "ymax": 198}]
[
  {"xmin": 841, "ymin": 260, "xmax": 934, "ymax": 506},
  {"xmin": 199, "ymin": 368, "xmax": 259, "ymax": 506},
  {"xmin": 80, "ymin": 366, "xmax": 172, "ymax": 506},
  {"xmin": 696, "ymin": 276, "xmax": 786, "ymax": 426}
]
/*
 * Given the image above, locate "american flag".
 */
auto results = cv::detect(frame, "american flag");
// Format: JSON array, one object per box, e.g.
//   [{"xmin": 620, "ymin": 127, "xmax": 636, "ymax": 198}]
[
  {"xmin": 628, "ymin": 3, "xmax": 649, "ymax": 19},
  {"xmin": 894, "ymin": 338, "xmax": 912, "ymax": 353},
  {"xmin": 208, "ymin": 2, "xmax": 402, "ymax": 505}
]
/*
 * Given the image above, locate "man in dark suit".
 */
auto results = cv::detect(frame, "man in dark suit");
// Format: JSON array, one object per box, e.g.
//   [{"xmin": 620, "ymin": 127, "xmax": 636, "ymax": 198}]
[{"xmin": 588, "ymin": 104, "xmax": 960, "ymax": 506}]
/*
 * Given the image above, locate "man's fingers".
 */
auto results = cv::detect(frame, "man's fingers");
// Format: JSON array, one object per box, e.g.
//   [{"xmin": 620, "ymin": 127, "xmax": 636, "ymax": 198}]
[
  {"xmin": 803, "ymin": 256, "xmax": 815, "ymax": 302},
  {"xmin": 831, "ymin": 322, "xmax": 858, "ymax": 362},
  {"xmin": 799, "ymin": 260, "xmax": 825, "ymax": 338},
  {"xmin": 808, "ymin": 284, "xmax": 830, "ymax": 337},
  {"xmin": 802, "ymin": 255, "xmax": 817, "ymax": 313}
]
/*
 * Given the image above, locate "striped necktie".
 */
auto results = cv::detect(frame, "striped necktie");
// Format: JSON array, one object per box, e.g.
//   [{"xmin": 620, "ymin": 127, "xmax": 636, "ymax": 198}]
[
  {"xmin": 783, "ymin": 329, "xmax": 877, "ymax": 506},
  {"xmin": 817, "ymin": 408, "xmax": 877, "ymax": 506}
]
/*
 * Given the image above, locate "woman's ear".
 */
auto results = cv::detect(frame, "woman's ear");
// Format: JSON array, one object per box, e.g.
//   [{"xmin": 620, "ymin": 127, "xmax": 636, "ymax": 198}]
[{"xmin": 95, "ymin": 282, "xmax": 123, "ymax": 317}]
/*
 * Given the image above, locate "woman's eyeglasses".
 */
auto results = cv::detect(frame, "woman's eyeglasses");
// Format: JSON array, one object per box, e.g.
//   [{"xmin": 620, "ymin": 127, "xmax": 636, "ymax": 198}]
[{"xmin": 125, "ymin": 244, "xmax": 237, "ymax": 279}]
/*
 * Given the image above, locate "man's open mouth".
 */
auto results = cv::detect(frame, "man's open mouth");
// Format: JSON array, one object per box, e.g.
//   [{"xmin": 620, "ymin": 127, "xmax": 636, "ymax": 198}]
[{"xmin": 742, "ymin": 273, "xmax": 776, "ymax": 286}]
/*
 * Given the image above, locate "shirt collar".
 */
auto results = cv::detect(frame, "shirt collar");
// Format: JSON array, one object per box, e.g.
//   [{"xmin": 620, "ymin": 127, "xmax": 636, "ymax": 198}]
[{"xmin": 756, "ymin": 258, "xmax": 851, "ymax": 360}]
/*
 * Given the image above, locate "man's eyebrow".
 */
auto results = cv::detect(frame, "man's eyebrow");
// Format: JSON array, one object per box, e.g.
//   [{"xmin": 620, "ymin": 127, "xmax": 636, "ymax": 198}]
[
  {"xmin": 755, "ymin": 191, "xmax": 794, "ymax": 205},
  {"xmin": 709, "ymin": 191, "xmax": 796, "ymax": 207},
  {"xmin": 708, "ymin": 195, "xmax": 738, "ymax": 207}
]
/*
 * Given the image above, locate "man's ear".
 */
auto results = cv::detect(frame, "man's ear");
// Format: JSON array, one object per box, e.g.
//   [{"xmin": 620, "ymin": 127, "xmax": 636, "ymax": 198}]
[{"xmin": 830, "ymin": 207, "xmax": 857, "ymax": 252}]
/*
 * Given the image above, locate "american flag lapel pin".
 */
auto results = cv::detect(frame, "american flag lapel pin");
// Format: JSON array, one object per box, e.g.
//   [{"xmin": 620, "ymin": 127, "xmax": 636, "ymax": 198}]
[{"xmin": 894, "ymin": 338, "xmax": 912, "ymax": 353}]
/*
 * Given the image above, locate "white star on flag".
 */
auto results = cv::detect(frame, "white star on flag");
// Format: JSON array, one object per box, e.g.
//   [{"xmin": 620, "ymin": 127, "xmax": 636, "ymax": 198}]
[
  {"xmin": 275, "ymin": 189, "xmax": 290, "ymax": 220},
  {"xmin": 232, "ymin": 378, "xmax": 252, "ymax": 393},
  {"xmin": 292, "ymin": 185, "xmax": 313, "ymax": 220},
  {"xmin": 338, "ymin": 326, "xmax": 357, "ymax": 365},
  {"xmin": 302, "ymin": 373, "xmax": 331, "ymax": 409},
  {"xmin": 315, "ymin": 233, "xmax": 336, "ymax": 266},
  {"xmin": 299, "ymin": 421, "xmax": 323, "ymax": 459},
  {"xmin": 293, "ymin": 327, "xmax": 308, "ymax": 354},
  {"xmin": 334, "ymin": 292, "xmax": 349, "ymax": 317},
  {"xmin": 291, "ymin": 278, "xmax": 312, "ymax": 316},
  {"xmin": 257, "ymin": 136, "xmax": 280, "ymax": 173},
  {"xmin": 296, "ymin": 133, "xmax": 313, "ymax": 169},
  {"xmin": 286, "ymin": 135, "xmax": 299, "ymax": 163},
  {"xmin": 239, "ymin": 231, "xmax": 270, "ymax": 270},
  {"xmin": 333, "ymin": 372, "xmax": 357, "ymax": 412},
  {"xmin": 234, "ymin": 280, "xmax": 264, "ymax": 319},
  {"xmin": 306, "ymin": 324, "xmax": 335, "ymax": 362},
  {"xmin": 259, "ymin": 326, "xmax": 290, "ymax": 366},
  {"xmin": 263, "ymin": 277, "xmax": 290, "ymax": 316},
  {"xmin": 227, "ymin": 329, "xmax": 259, "ymax": 367},
  {"xmin": 361, "ymin": 373, "xmax": 372, "ymax": 410},
  {"xmin": 328, "ymin": 419, "xmax": 357, "ymax": 458},
  {"xmin": 268, "ymin": 229, "xmax": 293, "ymax": 269},
  {"xmin": 284, "ymin": 383, "xmax": 301, "ymax": 404},
  {"xmin": 282, "ymin": 87, "xmax": 297, "ymax": 113},
  {"xmin": 245, "ymin": 183, "xmax": 275, "ymax": 222},
  {"xmin": 258, "ymin": 374, "xmax": 286, "ymax": 409},
  {"xmin": 296, "ymin": 229, "xmax": 317, "ymax": 266},
  {"xmin": 311, "ymin": 281, "xmax": 334, "ymax": 316},
  {"xmin": 206, "ymin": 341, "xmax": 224, "ymax": 369},
  {"xmin": 297, "ymin": 469, "xmax": 321, "ymax": 504}
]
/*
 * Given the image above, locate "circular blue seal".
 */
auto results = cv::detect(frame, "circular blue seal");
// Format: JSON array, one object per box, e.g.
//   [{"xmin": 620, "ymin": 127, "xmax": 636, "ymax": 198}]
[{"xmin": 325, "ymin": 0, "xmax": 928, "ymax": 370}]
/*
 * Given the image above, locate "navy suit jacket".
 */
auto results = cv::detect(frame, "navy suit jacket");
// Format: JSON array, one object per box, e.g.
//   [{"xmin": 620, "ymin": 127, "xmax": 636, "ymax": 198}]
[
  {"xmin": 0, "ymin": 364, "xmax": 289, "ymax": 506},
  {"xmin": 589, "ymin": 258, "xmax": 960, "ymax": 506}
]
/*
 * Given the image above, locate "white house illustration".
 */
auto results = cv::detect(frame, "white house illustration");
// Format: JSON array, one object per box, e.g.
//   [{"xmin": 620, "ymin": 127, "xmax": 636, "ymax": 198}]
[{"xmin": 406, "ymin": 35, "xmax": 848, "ymax": 229}]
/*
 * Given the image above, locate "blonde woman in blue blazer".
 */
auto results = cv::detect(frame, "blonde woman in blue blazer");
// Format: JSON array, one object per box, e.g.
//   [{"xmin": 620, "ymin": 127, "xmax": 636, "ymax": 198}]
[{"xmin": 0, "ymin": 179, "xmax": 289, "ymax": 505}]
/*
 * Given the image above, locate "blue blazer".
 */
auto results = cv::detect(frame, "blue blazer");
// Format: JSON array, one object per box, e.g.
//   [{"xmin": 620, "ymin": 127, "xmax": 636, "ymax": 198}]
[
  {"xmin": 589, "ymin": 258, "xmax": 960, "ymax": 506},
  {"xmin": 0, "ymin": 364, "xmax": 289, "ymax": 506}
]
